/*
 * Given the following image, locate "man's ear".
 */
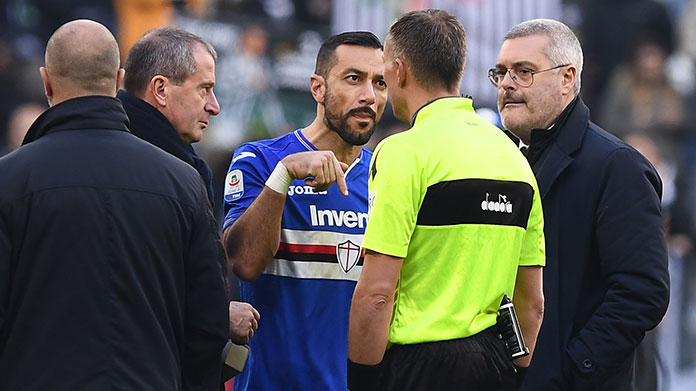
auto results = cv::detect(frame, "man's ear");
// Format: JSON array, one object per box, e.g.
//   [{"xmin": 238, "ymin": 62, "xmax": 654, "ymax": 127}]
[
  {"xmin": 150, "ymin": 75, "xmax": 169, "ymax": 107},
  {"xmin": 39, "ymin": 66, "xmax": 53, "ymax": 100},
  {"xmin": 561, "ymin": 66, "xmax": 577, "ymax": 95},
  {"xmin": 115, "ymin": 68, "xmax": 125, "ymax": 95},
  {"xmin": 395, "ymin": 58, "xmax": 407, "ymax": 88},
  {"xmin": 310, "ymin": 73, "xmax": 326, "ymax": 104}
]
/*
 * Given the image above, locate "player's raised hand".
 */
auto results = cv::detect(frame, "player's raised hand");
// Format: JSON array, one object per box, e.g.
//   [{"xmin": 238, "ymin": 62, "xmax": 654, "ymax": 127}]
[{"xmin": 280, "ymin": 151, "xmax": 349, "ymax": 196}]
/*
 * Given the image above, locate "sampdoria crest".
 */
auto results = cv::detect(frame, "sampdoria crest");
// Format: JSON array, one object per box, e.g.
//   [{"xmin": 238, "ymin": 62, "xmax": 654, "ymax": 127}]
[{"xmin": 336, "ymin": 240, "xmax": 361, "ymax": 274}]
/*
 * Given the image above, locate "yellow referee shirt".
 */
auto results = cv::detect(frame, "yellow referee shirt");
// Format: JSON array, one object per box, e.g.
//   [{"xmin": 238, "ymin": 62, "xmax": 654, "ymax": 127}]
[{"xmin": 363, "ymin": 97, "xmax": 545, "ymax": 345}]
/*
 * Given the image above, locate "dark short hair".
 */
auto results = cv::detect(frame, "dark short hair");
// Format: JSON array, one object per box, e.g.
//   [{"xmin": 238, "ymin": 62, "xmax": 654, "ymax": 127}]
[
  {"xmin": 123, "ymin": 26, "xmax": 217, "ymax": 95},
  {"xmin": 314, "ymin": 31, "xmax": 383, "ymax": 77},
  {"xmin": 387, "ymin": 9, "xmax": 466, "ymax": 91}
]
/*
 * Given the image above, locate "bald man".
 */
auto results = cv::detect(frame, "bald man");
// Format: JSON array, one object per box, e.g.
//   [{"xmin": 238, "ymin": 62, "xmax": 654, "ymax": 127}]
[{"xmin": 0, "ymin": 20, "xmax": 229, "ymax": 391}]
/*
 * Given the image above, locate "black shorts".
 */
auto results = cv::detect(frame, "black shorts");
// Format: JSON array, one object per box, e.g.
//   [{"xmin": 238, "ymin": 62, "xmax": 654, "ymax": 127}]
[{"xmin": 381, "ymin": 326, "xmax": 516, "ymax": 391}]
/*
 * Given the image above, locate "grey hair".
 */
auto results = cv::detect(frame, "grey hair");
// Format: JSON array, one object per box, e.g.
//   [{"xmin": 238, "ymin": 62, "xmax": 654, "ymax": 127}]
[
  {"xmin": 505, "ymin": 18, "xmax": 583, "ymax": 95},
  {"xmin": 123, "ymin": 26, "xmax": 217, "ymax": 95}
]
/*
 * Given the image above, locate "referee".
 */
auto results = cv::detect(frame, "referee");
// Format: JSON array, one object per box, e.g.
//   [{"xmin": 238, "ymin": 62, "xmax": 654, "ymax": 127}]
[{"xmin": 347, "ymin": 9, "xmax": 545, "ymax": 391}]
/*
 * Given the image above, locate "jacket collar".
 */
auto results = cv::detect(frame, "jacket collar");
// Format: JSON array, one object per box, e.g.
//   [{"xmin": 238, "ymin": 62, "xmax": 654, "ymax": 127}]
[
  {"xmin": 117, "ymin": 90, "xmax": 195, "ymax": 167},
  {"xmin": 410, "ymin": 96, "xmax": 473, "ymax": 127},
  {"xmin": 23, "ymin": 95, "xmax": 129, "ymax": 145},
  {"xmin": 526, "ymin": 97, "xmax": 578, "ymax": 167},
  {"xmin": 533, "ymin": 97, "xmax": 590, "ymax": 198},
  {"xmin": 117, "ymin": 90, "xmax": 215, "ymax": 207}
]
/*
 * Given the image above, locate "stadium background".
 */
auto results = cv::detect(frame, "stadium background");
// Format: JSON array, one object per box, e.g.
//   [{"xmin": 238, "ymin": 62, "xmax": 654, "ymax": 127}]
[{"xmin": 1, "ymin": 0, "xmax": 695, "ymax": 389}]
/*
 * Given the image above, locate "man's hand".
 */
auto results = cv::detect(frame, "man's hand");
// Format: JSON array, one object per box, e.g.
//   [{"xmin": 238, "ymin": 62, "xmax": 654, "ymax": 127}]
[
  {"xmin": 281, "ymin": 151, "xmax": 350, "ymax": 195},
  {"xmin": 228, "ymin": 301, "xmax": 260, "ymax": 345}
]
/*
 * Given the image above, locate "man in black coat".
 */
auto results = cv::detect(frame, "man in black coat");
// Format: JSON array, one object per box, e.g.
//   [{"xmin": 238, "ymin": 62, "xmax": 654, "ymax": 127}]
[
  {"xmin": 0, "ymin": 19, "xmax": 229, "ymax": 390},
  {"xmin": 117, "ymin": 26, "xmax": 260, "ymax": 345},
  {"xmin": 491, "ymin": 19, "xmax": 670, "ymax": 390}
]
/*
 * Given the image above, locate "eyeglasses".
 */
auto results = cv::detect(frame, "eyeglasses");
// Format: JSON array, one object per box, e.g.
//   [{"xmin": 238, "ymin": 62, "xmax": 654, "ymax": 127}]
[{"xmin": 487, "ymin": 64, "xmax": 570, "ymax": 88}]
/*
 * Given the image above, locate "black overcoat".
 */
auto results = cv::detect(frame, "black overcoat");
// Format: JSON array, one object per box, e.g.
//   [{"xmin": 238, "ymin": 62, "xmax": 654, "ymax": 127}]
[
  {"xmin": 521, "ymin": 99, "xmax": 670, "ymax": 390},
  {"xmin": 0, "ymin": 96, "xmax": 229, "ymax": 390}
]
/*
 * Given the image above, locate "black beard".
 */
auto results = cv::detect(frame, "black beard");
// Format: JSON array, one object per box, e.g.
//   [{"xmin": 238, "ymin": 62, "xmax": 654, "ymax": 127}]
[{"xmin": 323, "ymin": 88, "xmax": 377, "ymax": 146}]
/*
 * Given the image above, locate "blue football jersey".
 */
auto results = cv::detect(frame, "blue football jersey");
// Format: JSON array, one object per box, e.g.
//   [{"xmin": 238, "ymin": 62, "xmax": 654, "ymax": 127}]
[{"xmin": 223, "ymin": 129, "xmax": 371, "ymax": 391}]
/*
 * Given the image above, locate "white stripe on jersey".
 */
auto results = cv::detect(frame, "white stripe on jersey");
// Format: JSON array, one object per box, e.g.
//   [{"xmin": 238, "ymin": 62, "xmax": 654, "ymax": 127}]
[
  {"xmin": 281, "ymin": 228, "xmax": 364, "ymax": 246},
  {"xmin": 262, "ymin": 228, "xmax": 365, "ymax": 280},
  {"xmin": 293, "ymin": 130, "xmax": 315, "ymax": 151},
  {"xmin": 344, "ymin": 150, "xmax": 363, "ymax": 177},
  {"xmin": 264, "ymin": 259, "xmax": 362, "ymax": 281}
]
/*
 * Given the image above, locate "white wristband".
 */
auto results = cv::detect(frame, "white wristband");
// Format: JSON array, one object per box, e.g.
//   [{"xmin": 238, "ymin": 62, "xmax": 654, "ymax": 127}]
[{"xmin": 265, "ymin": 161, "xmax": 293, "ymax": 195}]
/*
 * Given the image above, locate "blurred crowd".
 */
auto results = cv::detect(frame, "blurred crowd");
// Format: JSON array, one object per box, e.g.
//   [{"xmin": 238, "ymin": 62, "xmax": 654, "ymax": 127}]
[{"xmin": 3, "ymin": 0, "xmax": 696, "ymax": 388}]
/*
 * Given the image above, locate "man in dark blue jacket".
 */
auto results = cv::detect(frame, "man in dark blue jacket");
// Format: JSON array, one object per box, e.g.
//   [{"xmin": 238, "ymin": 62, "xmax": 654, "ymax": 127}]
[
  {"xmin": 491, "ymin": 19, "xmax": 670, "ymax": 390},
  {"xmin": 117, "ymin": 26, "xmax": 260, "ymax": 345},
  {"xmin": 0, "ymin": 19, "xmax": 229, "ymax": 390}
]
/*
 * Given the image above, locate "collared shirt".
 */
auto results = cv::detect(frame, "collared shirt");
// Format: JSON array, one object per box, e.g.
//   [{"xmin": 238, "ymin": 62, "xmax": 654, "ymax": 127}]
[{"xmin": 365, "ymin": 96, "xmax": 545, "ymax": 345}]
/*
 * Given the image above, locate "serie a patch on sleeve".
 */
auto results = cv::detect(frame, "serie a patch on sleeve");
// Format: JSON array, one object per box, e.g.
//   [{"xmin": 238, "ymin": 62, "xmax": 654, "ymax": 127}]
[{"xmin": 224, "ymin": 169, "xmax": 244, "ymax": 202}]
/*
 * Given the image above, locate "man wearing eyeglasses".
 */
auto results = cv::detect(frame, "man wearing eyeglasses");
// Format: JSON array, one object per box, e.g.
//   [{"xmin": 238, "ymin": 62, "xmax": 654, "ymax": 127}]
[{"xmin": 491, "ymin": 19, "xmax": 669, "ymax": 390}]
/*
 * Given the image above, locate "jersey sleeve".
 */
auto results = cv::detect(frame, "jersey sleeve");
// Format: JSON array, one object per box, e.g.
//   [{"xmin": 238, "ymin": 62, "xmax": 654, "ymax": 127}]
[
  {"xmin": 222, "ymin": 144, "xmax": 271, "ymax": 230},
  {"xmin": 519, "ymin": 180, "xmax": 545, "ymax": 267},
  {"xmin": 362, "ymin": 137, "xmax": 423, "ymax": 258}
]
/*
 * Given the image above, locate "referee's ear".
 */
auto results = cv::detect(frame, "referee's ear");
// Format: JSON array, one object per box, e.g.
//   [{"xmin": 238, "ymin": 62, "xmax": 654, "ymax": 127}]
[
  {"xmin": 394, "ymin": 58, "xmax": 408, "ymax": 89},
  {"xmin": 310, "ymin": 73, "xmax": 326, "ymax": 104}
]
